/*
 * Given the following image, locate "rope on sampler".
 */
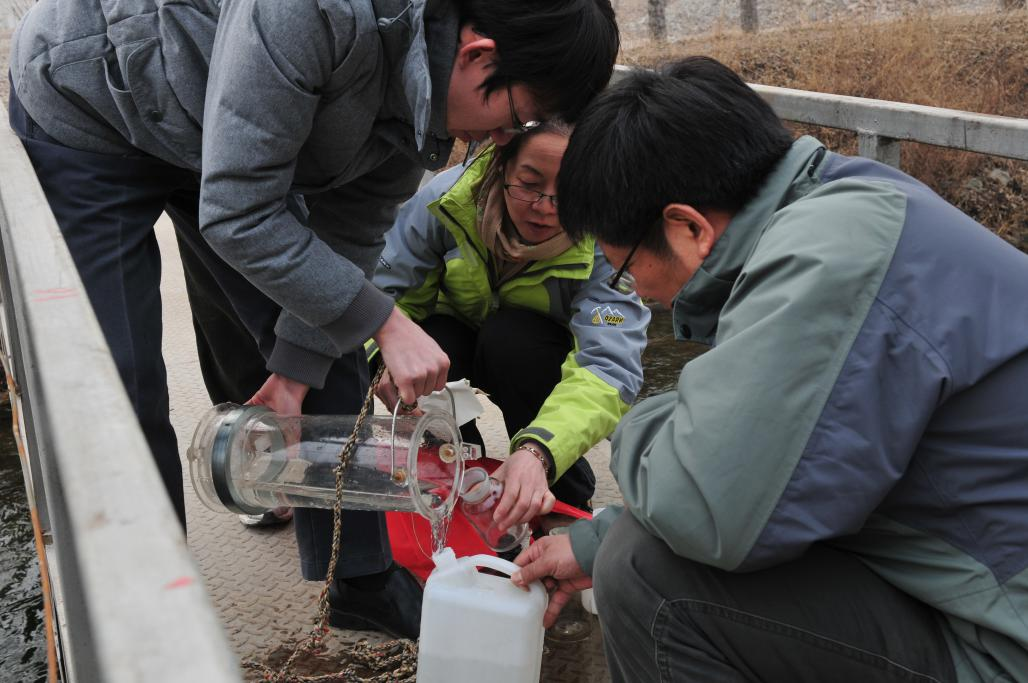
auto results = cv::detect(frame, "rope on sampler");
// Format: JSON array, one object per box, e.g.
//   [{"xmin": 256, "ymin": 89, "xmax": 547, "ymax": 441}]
[
  {"xmin": 242, "ymin": 365, "xmax": 420, "ymax": 682},
  {"xmin": 242, "ymin": 640, "xmax": 417, "ymax": 682}
]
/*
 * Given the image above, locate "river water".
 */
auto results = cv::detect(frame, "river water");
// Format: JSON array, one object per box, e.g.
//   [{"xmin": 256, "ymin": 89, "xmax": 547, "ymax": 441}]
[
  {"xmin": 0, "ymin": 305, "xmax": 703, "ymax": 679},
  {"xmin": 0, "ymin": 392, "xmax": 48, "ymax": 682}
]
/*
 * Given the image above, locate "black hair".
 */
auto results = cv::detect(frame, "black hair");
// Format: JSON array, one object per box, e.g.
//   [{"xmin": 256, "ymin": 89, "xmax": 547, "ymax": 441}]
[
  {"xmin": 491, "ymin": 120, "xmax": 574, "ymax": 173},
  {"xmin": 459, "ymin": 0, "xmax": 620, "ymax": 123},
  {"xmin": 557, "ymin": 56, "xmax": 794, "ymax": 252},
  {"xmin": 477, "ymin": 120, "xmax": 573, "ymax": 215}
]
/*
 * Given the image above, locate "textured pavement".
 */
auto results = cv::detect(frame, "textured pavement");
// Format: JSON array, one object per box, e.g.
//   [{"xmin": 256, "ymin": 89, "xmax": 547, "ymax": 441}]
[{"xmin": 157, "ymin": 216, "xmax": 619, "ymax": 681}]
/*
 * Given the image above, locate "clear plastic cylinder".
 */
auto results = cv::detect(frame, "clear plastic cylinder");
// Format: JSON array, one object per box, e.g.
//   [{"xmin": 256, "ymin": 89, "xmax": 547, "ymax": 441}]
[{"xmin": 187, "ymin": 403, "xmax": 464, "ymax": 523}]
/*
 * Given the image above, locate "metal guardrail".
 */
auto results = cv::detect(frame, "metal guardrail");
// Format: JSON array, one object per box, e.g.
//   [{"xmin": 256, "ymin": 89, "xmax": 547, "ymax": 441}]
[
  {"xmin": 0, "ymin": 125, "xmax": 241, "ymax": 682},
  {"xmin": 612, "ymin": 64, "xmax": 1028, "ymax": 168}
]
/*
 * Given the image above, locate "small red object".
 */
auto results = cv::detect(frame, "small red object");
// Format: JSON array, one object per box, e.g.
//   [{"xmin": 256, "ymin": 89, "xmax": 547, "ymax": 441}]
[
  {"xmin": 164, "ymin": 576, "xmax": 194, "ymax": 590},
  {"xmin": 386, "ymin": 456, "xmax": 591, "ymax": 581}
]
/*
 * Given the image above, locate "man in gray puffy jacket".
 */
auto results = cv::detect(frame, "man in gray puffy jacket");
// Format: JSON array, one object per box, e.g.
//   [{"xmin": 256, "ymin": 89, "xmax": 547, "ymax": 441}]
[{"xmin": 8, "ymin": 0, "xmax": 619, "ymax": 639}]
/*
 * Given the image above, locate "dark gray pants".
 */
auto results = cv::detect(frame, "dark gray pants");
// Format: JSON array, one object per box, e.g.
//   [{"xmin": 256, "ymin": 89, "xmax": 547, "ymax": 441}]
[{"xmin": 593, "ymin": 513, "xmax": 958, "ymax": 682}]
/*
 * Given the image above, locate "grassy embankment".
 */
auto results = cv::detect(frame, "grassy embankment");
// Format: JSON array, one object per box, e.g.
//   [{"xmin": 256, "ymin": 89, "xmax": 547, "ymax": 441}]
[{"xmin": 622, "ymin": 9, "xmax": 1028, "ymax": 252}]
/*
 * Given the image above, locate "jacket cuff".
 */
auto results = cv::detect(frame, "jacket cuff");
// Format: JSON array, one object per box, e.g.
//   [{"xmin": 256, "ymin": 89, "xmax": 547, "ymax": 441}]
[
  {"xmin": 266, "ymin": 339, "xmax": 336, "ymax": 390},
  {"xmin": 569, "ymin": 506, "xmax": 622, "ymax": 576},
  {"xmin": 569, "ymin": 518, "xmax": 603, "ymax": 576},
  {"xmin": 322, "ymin": 281, "xmax": 395, "ymax": 352}
]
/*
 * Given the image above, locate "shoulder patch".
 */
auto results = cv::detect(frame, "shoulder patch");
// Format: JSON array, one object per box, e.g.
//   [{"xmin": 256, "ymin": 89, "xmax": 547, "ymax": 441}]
[{"xmin": 591, "ymin": 305, "xmax": 625, "ymax": 326}]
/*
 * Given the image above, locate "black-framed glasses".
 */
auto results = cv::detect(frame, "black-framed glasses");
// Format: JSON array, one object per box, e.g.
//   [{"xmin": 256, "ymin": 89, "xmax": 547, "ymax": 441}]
[
  {"xmin": 504, "ymin": 183, "xmax": 558, "ymax": 208},
  {"xmin": 504, "ymin": 80, "xmax": 540, "ymax": 135},
  {"xmin": 607, "ymin": 230, "xmax": 647, "ymax": 293}
]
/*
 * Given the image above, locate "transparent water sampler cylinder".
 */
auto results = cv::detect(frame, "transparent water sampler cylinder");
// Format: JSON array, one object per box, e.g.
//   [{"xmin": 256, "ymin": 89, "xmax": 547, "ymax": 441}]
[{"xmin": 187, "ymin": 396, "xmax": 466, "ymax": 524}]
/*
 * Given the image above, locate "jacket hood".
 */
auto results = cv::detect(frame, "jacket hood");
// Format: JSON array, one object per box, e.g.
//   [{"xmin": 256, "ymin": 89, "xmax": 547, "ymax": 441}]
[{"xmin": 373, "ymin": 0, "xmax": 457, "ymax": 153}]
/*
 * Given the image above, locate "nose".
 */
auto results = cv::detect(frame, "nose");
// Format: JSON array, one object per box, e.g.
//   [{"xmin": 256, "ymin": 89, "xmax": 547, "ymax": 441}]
[{"xmin": 532, "ymin": 196, "xmax": 558, "ymax": 215}]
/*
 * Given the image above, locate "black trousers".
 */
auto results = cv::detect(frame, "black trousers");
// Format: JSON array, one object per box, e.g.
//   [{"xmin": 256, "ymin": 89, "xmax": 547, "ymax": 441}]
[
  {"xmin": 9, "ymin": 85, "xmax": 389, "ymax": 579},
  {"xmin": 593, "ymin": 512, "xmax": 958, "ymax": 683},
  {"xmin": 417, "ymin": 309, "xmax": 596, "ymax": 510}
]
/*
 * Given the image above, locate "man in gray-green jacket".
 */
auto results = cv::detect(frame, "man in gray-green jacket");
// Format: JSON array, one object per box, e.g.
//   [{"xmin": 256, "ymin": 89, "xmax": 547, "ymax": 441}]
[
  {"xmin": 8, "ymin": 0, "xmax": 619, "ymax": 639},
  {"xmin": 514, "ymin": 57, "xmax": 1028, "ymax": 681}
]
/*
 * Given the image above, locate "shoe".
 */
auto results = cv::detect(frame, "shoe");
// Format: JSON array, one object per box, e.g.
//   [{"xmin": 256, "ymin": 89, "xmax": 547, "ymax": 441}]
[
  {"xmin": 238, "ymin": 507, "xmax": 293, "ymax": 527},
  {"xmin": 328, "ymin": 563, "xmax": 423, "ymax": 640}
]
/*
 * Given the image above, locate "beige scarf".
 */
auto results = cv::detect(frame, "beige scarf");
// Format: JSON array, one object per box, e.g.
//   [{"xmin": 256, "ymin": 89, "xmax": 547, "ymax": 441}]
[{"xmin": 475, "ymin": 172, "xmax": 573, "ymax": 283}]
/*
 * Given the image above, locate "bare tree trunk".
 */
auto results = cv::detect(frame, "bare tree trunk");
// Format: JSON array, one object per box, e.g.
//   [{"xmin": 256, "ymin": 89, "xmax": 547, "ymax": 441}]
[
  {"xmin": 648, "ymin": 0, "xmax": 667, "ymax": 42},
  {"xmin": 740, "ymin": 0, "xmax": 758, "ymax": 33}
]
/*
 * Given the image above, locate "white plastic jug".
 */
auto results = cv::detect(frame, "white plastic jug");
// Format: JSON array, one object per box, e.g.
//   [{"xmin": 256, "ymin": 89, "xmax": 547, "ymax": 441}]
[{"xmin": 417, "ymin": 548, "xmax": 548, "ymax": 683}]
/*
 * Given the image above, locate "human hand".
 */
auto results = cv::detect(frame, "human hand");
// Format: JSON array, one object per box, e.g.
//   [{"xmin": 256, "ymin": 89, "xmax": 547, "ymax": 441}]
[
  {"xmin": 492, "ymin": 447, "xmax": 555, "ymax": 532},
  {"xmin": 373, "ymin": 367, "xmax": 424, "ymax": 415},
  {"xmin": 246, "ymin": 373, "xmax": 309, "ymax": 457},
  {"xmin": 511, "ymin": 535, "xmax": 592, "ymax": 627},
  {"xmin": 246, "ymin": 373, "xmax": 309, "ymax": 416},
  {"xmin": 373, "ymin": 308, "xmax": 449, "ymax": 406}
]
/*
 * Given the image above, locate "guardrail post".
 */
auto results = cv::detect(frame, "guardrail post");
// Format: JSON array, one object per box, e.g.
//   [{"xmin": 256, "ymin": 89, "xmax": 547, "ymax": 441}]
[{"xmin": 858, "ymin": 130, "xmax": 902, "ymax": 168}]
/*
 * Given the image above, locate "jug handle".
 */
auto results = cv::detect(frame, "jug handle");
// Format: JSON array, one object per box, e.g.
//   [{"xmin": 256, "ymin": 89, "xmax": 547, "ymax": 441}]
[{"xmin": 466, "ymin": 554, "xmax": 548, "ymax": 603}]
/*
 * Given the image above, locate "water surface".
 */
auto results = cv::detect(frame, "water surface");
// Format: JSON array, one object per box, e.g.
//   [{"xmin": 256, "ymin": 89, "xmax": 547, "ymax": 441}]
[
  {"xmin": 0, "ymin": 394, "xmax": 48, "ymax": 682},
  {"xmin": 638, "ymin": 305, "xmax": 709, "ymax": 400}
]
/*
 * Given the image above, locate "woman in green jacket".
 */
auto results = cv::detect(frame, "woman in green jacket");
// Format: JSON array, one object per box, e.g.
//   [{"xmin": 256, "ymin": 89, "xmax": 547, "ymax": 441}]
[{"xmin": 371, "ymin": 122, "xmax": 649, "ymax": 536}]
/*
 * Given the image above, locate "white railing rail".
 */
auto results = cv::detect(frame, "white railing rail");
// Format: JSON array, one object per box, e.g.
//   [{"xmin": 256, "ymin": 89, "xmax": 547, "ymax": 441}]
[
  {"xmin": 0, "ymin": 124, "xmax": 241, "ymax": 683},
  {"xmin": 613, "ymin": 64, "xmax": 1028, "ymax": 167}
]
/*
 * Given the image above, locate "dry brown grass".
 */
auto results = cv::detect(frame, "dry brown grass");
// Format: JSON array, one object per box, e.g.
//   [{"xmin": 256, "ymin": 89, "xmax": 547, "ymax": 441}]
[{"xmin": 622, "ymin": 10, "xmax": 1028, "ymax": 251}]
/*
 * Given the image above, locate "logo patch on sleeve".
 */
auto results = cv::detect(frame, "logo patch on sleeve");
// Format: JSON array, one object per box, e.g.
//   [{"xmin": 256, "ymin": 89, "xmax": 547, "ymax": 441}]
[{"xmin": 591, "ymin": 305, "xmax": 625, "ymax": 326}]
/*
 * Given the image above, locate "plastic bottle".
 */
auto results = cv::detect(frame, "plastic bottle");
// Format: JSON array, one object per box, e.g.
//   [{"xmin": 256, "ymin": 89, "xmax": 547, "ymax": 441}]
[
  {"xmin": 459, "ymin": 466, "xmax": 530, "ymax": 552},
  {"xmin": 417, "ymin": 549, "xmax": 547, "ymax": 682}
]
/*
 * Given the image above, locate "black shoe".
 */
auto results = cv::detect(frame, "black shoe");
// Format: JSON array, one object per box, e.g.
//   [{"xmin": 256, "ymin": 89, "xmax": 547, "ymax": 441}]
[{"xmin": 328, "ymin": 564, "xmax": 423, "ymax": 640}]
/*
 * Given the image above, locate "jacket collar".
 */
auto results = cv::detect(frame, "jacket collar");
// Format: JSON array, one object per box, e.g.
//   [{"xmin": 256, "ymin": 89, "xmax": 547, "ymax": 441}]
[
  {"xmin": 374, "ymin": 0, "xmax": 457, "ymax": 168},
  {"xmin": 671, "ymin": 136, "xmax": 827, "ymax": 343}
]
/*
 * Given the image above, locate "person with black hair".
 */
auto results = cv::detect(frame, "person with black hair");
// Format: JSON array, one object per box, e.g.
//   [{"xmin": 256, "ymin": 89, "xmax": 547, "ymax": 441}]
[
  {"xmin": 371, "ymin": 121, "xmax": 648, "ymax": 530},
  {"xmin": 513, "ymin": 56, "xmax": 1028, "ymax": 681},
  {"xmin": 8, "ymin": 0, "xmax": 618, "ymax": 639}
]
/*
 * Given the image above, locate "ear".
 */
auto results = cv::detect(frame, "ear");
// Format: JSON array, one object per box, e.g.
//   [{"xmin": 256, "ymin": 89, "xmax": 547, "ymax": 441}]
[
  {"xmin": 662, "ymin": 203, "xmax": 717, "ymax": 260},
  {"xmin": 455, "ymin": 26, "xmax": 497, "ymax": 70}
]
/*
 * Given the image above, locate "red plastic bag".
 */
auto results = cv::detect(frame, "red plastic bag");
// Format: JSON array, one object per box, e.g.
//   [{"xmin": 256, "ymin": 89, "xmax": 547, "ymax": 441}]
[{"xmin": 385, "ymin": 457, "xmax": 591, "ymax": 582}]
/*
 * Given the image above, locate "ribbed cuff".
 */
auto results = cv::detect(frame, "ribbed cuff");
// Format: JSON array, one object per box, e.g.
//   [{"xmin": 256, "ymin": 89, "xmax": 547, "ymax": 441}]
[
  {"xmin": 266, "ymin": 339, "xmax": 336, "ymax": 390},
  {"xmin": 322, "ymin": 281, "xmax": 395, "ymax": 352}
]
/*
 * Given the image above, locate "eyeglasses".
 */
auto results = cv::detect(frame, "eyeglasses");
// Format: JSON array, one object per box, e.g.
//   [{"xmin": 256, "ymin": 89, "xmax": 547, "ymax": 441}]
[
  {"xmin": 607, "ymin": 230, "xmax": 647, "ymax": 293},
  {"xmin": 504, "ymin": 183, "xmax": 558, "ymax": 208},
  {"xmin": 503, "ymin": 81, "xmax": 540, "ymax": 135}
]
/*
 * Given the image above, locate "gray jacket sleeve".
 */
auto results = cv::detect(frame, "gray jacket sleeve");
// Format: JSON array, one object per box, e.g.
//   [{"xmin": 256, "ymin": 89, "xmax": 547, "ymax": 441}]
[
  {"xmin": 198, "ymin": 0, "xmax": 412, "ymax": 388},
  {"xmin": 569, "ymin": 247, "xmax": 650, "ymax": 405},
  {"xmin": 569, "ymin": 506, "xmax": 623, "ymax": 576},
  {"xmin": 268, "ymin": 156, "xmax": 425, "ymax": 387}
]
